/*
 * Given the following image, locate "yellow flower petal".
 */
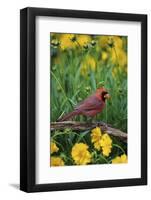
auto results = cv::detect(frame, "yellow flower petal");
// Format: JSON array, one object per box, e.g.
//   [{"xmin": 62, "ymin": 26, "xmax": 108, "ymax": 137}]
[
  {"xmin": 77, "ymin": 34, "xmax": 91, "ymax": 46},
  {"xmin": 101, "ymin": 51, "xmax": 108, "ymax": 61},
  {"xmin": 110, "ymin": 36, "xmax": 123, "ymax": 49},
  {"xmin": 98, "ymin": 36, "xmax": 109, "ymax": 48},
  {"xmin": 80, "ymin": 55, "xmax": 96, "ymax": 76},
  {"xmin": 111, "ymin": 48, "xmax": 127, "ymax": 67},
  {"xmin": 102, "ymin": 146, "xmax": 112, "ymax": 157},
  {"xmin": 59, "ymin": 34, "xmax": 76, "ymax": 50},
  {"xmin": 100, "ymin": 133, "xmax": 112, "ymax": 157},
  {"xmin": 120, "ymin": 154, "xmax": 128, "ymax": 163},
  {"xmin": 91, "ymin": 127, "xmax": 102, "ymax": 150}
]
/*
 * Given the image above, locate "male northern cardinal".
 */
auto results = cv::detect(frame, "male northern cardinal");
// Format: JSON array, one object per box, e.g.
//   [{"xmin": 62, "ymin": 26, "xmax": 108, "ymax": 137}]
[{"xmin": 58, "ymin": 87, "xmax": 110, "ymax": 121}]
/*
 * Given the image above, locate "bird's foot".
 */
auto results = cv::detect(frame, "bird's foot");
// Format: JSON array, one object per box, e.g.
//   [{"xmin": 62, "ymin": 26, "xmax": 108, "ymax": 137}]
[
  {"xmin": 102, "ymin": 124, "xmax": 108, "ymax": 131},
  {"xmin": 86, "ymin": 117, "xmax": 94, "ymax": 123},
  {"xmin": 96, "ymin": 121, "xmax": 108, "ymax": 131}
]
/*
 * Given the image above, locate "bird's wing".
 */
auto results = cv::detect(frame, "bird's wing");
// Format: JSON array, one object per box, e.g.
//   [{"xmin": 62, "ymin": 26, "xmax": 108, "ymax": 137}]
[{"xmin": 75, "ymin": 95, "xmax": 102, "ymax": 111}]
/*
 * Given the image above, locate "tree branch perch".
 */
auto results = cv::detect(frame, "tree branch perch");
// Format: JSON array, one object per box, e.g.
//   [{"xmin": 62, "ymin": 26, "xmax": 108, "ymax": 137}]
[{"xmin": 51, "ymin": 121, "xmax": 127, "ymax": 143}]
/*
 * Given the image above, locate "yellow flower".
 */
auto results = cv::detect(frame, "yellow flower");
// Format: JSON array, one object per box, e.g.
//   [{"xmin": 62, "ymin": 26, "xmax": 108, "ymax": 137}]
[
  {"xmin": 80, "ymin": 63, "xmax": 87, "ymax": 76},
  {"xmin": 80, "ymin": 55, "xmax": 96, "ymax": 76},
  {"xmin": 111, "ymin": 48, "xmax": 127, "ymax": 67},
  {"xmin": 91, "ymin": 127, "xmax": 102, "ymax": 150},
  {"xmin": 91, "ymin": 128, "xmax": 112, "ymax": 156},
  {"xmin": 112, "ymin": 67, "xmax": 119, "ymax": 78},
  {"xmin": 98, "ymin": 36, "xmax": 109, "ymax": 48},
  {"xmin": 100, "ymin": 133, "xmax": 112, "ymax": 157},
  {"xmin": 59, "ymin": 34, "xmax": 76, "ymax": 50},
  {"xmin": 87, "ymin": 56, "xmax": 96, "ymax": 71},
  {"xmin": 101, "ymin": 51, "xmax": 108, "ymax": 61},
  {"xmin": 112, "ymin": 154, "xmax": 128, "ymax": 164},
  {"xmin": 71, "ymin": 143, "xmax": 91, "ymax": 165},
  {"xmin": 51, "ymin": 156, "xmax": 64, "ymax": 166},
  {"xmin": 106, "ymin": 36, "xmax": 127, "ymax": 69},
  {"xmin": 70, "ymin": 34, "xmax": 77, "ymax": 42},
  {"xmin": 51, "ymin": 142, "xmax": 59, "ymax": 154},
  {"xmin": 77, "ymin": 34, "xmax": 91, "ymax": 46},
  {"xmin": 109, "ymin": 36, "xmax": 123, "ymax": 49}
]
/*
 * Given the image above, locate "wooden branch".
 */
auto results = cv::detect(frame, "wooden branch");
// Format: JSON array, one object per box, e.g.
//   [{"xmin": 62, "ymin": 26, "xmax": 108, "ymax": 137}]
[{"xmin": 51, "ymin": 121, "xmax": 127, "ymax": 143}]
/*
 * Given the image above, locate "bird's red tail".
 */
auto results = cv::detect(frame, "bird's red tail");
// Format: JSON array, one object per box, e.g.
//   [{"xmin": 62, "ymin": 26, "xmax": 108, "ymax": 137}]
[{"xmin": 57, "ymin": 110, "xmax": 79, "ymax": 122}]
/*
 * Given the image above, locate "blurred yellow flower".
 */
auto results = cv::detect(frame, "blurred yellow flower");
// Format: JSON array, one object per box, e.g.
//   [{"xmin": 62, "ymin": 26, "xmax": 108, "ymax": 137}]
[
  {"xmin": 112, "ymin": 67, "xmax": 119, "ymax": 78},
  {"xmin": 111, "ymin": 48, "xmax": 127, "ymax": 67},
  {"xmin": 70, "ymin": 34, "xmax": 77, "ymax": 42},
  {"xmin": 98, "ymin": 36, "xmax": 109, "ymax": 48},
  {"xmin": 87, "ymin": 56, "xmax": 96, "ymax": 71},
  {"xmin": 101, "ymin": 51, "xmax": 108, "ymax": 61},
  {"xmin": 106, "ymin": 36, "xmax": 127, "ymax": 70},
  {"xmin": 77, "ymin": 34, "xmax": 91, "ymax": 46},
  {"xmin": 112, "ymin": 154, "xmax": 128, "ymax": 164},
  {"xmin": 109, "ymin": 36, "xmax": 123, "ymax": 49},
  {"xmin": 51, "ymin": 156, "xmax": 64, "ymax": 166},
  {"xmin": 51, "ymin": 142, "xmax": 59, "ymax": 154},
  {"xmin": 80, "ymin": 64, "xmax": 87, "ymax": 76},
  {"xmin": 80, "ymin": 55, "xmax": 96, "ymax": 76},
  {"xmin": 71, "ymin": 143, "xmax": 91, "ymax": 165},
  {"xmin": 91, "ymin": 127, "xmax": 102, "ymax": 150},
  {"xmin": 59, "ymin": 34, "xmax": 76, "ymax": 50},
  {"xmin": 100, "ymin": 133, "xmax": 112, "ymax": 157}
]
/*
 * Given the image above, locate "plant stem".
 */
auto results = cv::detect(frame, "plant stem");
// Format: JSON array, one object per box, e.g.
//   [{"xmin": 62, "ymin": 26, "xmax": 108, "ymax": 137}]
[
  {"xmin": 51, "ymin": 70, "xmax": 67, "ymax": 98},
  {"xmin": 112, "ymin": 143, "xmax": 125, "ymax": 154}
]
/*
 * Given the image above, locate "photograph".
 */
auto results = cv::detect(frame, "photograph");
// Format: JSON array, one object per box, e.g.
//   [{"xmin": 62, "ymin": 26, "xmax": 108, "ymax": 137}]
[{"xmin": 50, "ymin": 33, "xmax": 128, "ymax": 167}]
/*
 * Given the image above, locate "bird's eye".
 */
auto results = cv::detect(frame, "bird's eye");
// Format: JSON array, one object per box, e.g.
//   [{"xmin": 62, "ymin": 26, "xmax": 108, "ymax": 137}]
[{"xmin": 101, "ymin": 91, "xmax": 107, "ymax": 96}]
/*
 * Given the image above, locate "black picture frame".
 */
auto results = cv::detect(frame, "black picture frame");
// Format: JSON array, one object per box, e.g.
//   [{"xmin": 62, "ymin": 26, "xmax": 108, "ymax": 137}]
[{"xmin": 20, "ymin": 7, "xmax": 147, "ymax": 192}]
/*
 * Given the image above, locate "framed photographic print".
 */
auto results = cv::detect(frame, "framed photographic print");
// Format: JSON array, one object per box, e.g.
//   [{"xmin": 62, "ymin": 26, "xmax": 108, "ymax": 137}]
[{"xmin": 20, "ymin": 7, "xmax": 147, "ymax": 192}]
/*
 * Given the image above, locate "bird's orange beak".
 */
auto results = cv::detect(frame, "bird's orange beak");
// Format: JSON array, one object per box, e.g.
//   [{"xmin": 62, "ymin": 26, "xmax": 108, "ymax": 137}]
[{"xmin": 104, "ymin": 93, "xmax": 111, "ymax": 99}]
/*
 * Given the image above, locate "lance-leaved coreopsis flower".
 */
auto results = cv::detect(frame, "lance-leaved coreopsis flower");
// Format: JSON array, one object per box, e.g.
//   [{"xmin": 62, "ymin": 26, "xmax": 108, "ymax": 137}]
[
  {"xmin": 51, "ymin": 156, "xmax": 65, "ymax": 167},
  {"xmin": 91, "ymin": 127, "xmax": 102, "ymax": 150},
  {"xmin": 71, "ymin": 143, "xmax": 91, "ymax": 165},
  {"xmin": 100, "ymin": 133, "xmax": 112, "ymax": 157},
  {"xmin": 51, "ymin": 142, "xmax": 59, "ymax": 154},
  {"xmin": 112, "ymin": 154, "xmax": 128, "ymax": 164},
  {"xmin": 91, "ymin": 127, "xmax": 112, "ymax": 157}
]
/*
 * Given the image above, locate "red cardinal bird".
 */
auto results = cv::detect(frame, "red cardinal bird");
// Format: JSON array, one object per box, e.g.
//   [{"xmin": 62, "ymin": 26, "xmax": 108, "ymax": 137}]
[{"xmin": 58, "ymin": 87, "xmax": 110, "ymax": 121}]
